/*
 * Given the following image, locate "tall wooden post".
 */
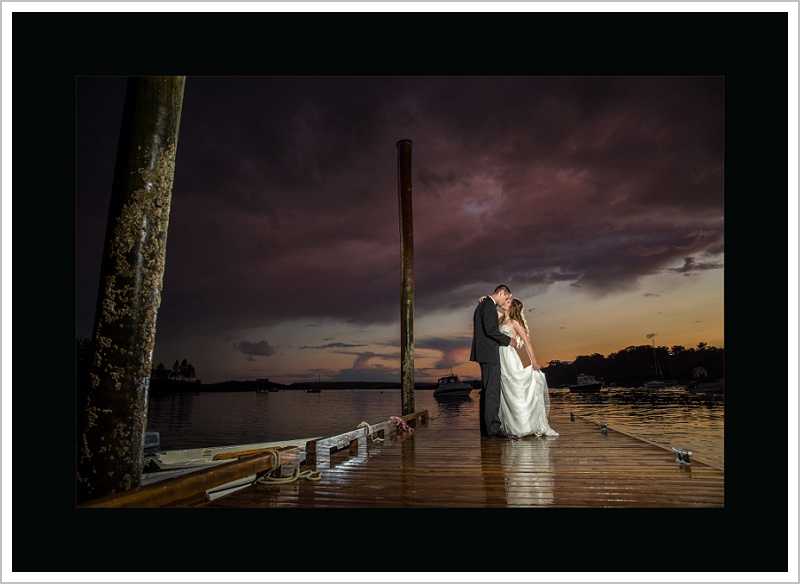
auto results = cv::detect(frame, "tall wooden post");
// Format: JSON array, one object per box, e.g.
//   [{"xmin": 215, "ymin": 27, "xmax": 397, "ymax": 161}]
[
  {"xmin": 397, "ymin": 140, "xmax": 415, "ymax": 415},
  {"xmin": 77, "ymin": 76, "xmax": 186, "ymax": 503}
]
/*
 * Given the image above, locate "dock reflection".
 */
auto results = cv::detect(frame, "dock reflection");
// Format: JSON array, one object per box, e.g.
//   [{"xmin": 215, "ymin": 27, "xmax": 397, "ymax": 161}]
[
  {"xmin": 482, "ymin": 435, "xmax": 556, "ymax": 506},
  {"xmin": 503, "ymin": 437, "xmax": 556, "ymax": 505}
]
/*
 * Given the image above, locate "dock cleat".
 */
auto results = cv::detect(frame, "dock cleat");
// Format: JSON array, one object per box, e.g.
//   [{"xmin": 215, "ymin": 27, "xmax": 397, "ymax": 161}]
[{"xmin": 672, "ymin": 446, "xmax": 692, "ymax": 464}]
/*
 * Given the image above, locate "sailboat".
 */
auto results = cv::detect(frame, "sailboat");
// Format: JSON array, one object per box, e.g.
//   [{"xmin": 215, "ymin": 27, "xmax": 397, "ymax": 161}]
[
  {"xmin": 307, "ymin": 375, "xmax": 322, "ymax": 393},
  {"xmin": 644, "ymin": 334, "xmax": 666, "ymax": 389}
]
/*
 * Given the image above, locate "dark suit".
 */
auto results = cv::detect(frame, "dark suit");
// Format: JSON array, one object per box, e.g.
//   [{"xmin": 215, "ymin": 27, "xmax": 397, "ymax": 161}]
[{"xmin": 470, "ymin": 296, "xmax": 511, "ymax": 436}]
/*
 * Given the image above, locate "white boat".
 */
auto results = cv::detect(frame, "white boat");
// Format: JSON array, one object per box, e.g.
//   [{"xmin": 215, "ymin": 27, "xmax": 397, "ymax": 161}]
[
  {"xmin": 433, "ymin": 372, "xmax": 473, "ymax": 397},
  {"xmin": 569, "ymin": 374, "xmax": 604, "ymax": 393}
]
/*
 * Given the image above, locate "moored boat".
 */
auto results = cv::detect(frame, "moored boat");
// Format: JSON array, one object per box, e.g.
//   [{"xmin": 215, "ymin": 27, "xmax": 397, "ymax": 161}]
[
  {"xmin": 433, "ymin": 372, "xmax": 473, "ymax": 398},
  {"xmin": 644, "ymin": 380, "xmax": 667, "ymax": 389},
  {"xmin": 569, "ymin": 374, "xmax": 604, "ymax": 393},
  {"xmin": 643, "ymin": 335, "xmax": 669, "ymax": 390},
  {"xmin": 687, "ymin": 378, "xmax": 724, "ymax": 393}
]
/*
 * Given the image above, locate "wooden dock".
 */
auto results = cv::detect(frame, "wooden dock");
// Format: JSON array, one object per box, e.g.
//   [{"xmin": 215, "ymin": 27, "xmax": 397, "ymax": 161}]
[
  {"xmin": 199, "ymin": 408, "xmax": 724, "ymax": 509},
  {"xmin": 80, "ymin": 408, "xmax": 723, "ymax": 508}
]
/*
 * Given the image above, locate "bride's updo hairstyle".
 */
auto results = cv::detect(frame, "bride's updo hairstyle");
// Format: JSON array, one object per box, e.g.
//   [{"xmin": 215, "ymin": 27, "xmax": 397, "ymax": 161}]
[{"xmin": 508, "ymin": 299, "xmax": 530, "ymax": 335}]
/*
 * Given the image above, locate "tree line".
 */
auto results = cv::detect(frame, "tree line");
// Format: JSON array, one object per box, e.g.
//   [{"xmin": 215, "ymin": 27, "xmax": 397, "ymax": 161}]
[
  {"xmin": 151, "ymin": 359, "xmax": 197, "ymax": 382},
  {"xmin": 75, "ymin": 338, "xmax": 199, "ymax": 387},
  {"xmin": 541, "ymin": 342, "xmax": 723, "ymax": 388}
]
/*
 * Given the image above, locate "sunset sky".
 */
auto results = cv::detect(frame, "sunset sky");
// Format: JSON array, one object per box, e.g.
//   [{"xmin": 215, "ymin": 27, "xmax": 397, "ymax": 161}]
[{"xmin": 77, "ymin": 75, "xmax": 726, "ymax": 385}]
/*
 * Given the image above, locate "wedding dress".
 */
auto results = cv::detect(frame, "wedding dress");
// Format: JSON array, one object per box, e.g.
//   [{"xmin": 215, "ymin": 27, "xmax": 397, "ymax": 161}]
[{"xmin": 498, "ymin": 323, "xmax": 559, "ymax": 438}]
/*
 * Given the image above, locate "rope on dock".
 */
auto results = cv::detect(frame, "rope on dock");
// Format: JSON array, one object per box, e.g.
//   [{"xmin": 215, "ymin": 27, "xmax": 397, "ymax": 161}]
[
  {"xmin": 255, "ymin": 467, "xmax": 322, "ymax": 484},
  {"xmin": 358, "ymin": 421, "xmax": 384, "ymax": 443},
  {"xmin": 253, "ymin": 449, "xmax": 322, "ymax": 484}
]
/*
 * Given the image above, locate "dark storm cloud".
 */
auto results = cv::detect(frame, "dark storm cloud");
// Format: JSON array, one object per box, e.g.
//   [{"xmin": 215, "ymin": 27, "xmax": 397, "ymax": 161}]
[
  {"xmin": 299, "ymin": 342, "xmax": 367, "ymax": 350},
  {"xmin": 77, "ymin": 76, "xmax": 724, "ymax": 349},
  {"xmin": 236, "ymin": 340, "xmax": 275, "ymax": 357},
  {"xmin": 667, "ymin": 256, "xmax": 725, "ymax": 275}
]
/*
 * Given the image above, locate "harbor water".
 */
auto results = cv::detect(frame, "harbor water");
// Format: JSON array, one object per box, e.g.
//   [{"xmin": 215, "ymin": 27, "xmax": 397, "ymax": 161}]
[{"xmin": 146, "ymin": 386, "xmax": 724, "ymax": 470}]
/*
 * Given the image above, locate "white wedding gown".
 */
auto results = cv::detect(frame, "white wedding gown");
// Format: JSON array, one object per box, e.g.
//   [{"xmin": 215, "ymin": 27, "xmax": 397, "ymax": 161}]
[{"xmin": 498, "ymin": 324, "xmax": 559, "ymax": 438}]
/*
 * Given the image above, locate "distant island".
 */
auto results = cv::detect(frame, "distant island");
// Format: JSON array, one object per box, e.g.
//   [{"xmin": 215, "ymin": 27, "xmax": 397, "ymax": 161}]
[{"xmin": 148, "ymin": 378, "xmax": 449, "ymax": 393}]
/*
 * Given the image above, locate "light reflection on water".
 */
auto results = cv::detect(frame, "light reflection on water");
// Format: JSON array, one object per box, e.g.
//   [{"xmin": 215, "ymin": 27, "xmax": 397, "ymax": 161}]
[{"xmin": 147, "ymin": 386, "xmax": 723, "ymax": 469}]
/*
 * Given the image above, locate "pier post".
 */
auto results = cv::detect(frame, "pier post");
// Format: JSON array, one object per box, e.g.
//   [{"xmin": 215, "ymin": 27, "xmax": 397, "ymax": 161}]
[
  {"xmin": 397, "ymin": 139, "xmax": 415, "ymax": 416},
  {"xmin": 77, "ymin": 76, "xmax": 186, "ymax": 502}
]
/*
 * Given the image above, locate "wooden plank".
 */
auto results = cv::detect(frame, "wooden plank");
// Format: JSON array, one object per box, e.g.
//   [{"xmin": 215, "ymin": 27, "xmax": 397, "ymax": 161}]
[
  {"xmin": 213, "ymin": 446, "xmax": 280, "ymax": 461},
  {"xmin": 306, "ymin": 427, "xmax": 367, "ymax": 469},
  {"xmin": 304, "ymin": 411, "xmax": 429, "ymax": 467},
  {"xmin": 401, "ymin": 410, "xmax": 429, "ymax": 427},
  {"xmin": 365, "ymin": 419, "xmax": 395, "ymax": 440}
]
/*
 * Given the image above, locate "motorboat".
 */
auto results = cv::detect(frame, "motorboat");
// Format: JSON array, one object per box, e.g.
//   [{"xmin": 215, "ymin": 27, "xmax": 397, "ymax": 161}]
[
  {"xmin": 569, "ymin": 374, "xmax": 604, "ymax": 393},
  {"xmin": 433, "ymin": 372, "xmax": 473, "ymax": 398}
]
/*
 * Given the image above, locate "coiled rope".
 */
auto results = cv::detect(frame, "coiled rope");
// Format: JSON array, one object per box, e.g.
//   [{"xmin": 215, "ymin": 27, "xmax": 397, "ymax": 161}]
[
  {"xmin": 256, "ymin": 466, "xmax": 322, "ymax": 484},
  {"xmin": 358, "ymin": 420, "xmax": 384, "ymax": 443},
  {"xmin": 254, "ymin": 449, "xmax": 322, "ymax": 484}
]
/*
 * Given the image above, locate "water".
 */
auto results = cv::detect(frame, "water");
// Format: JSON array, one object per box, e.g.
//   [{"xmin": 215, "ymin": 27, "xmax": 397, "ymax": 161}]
[{"xmin": 146, "ymin": 386, "xmax": 724, "ymax": 469}]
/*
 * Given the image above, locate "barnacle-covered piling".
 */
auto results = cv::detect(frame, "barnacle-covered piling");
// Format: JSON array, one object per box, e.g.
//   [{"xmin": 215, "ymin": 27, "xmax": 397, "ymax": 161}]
[{"xmin": 77, "ymin": 76, "xmax": 185, "ymax": 503}]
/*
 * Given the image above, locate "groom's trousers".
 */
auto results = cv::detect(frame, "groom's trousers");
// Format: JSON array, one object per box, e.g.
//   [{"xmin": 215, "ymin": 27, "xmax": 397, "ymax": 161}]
[{"xmin": 480, "ymin": 362, "xmax": 502, "ymax": 436}]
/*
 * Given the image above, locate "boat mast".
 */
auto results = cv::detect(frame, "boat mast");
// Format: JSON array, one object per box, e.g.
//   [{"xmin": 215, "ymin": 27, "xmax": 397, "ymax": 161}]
[{"xmin": 647, "ymin": 333, "xmax": 664, "ymax": 379}]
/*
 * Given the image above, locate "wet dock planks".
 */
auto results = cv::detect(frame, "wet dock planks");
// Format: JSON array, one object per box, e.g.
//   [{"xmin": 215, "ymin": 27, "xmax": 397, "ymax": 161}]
[{"xmin": 201, "ymin": 408, "xmax": 724, "ymax": 508}]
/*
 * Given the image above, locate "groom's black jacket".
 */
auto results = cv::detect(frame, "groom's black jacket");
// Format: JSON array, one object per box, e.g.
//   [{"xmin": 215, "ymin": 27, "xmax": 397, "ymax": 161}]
[{"xmin": 470, "ymin": 297, "xmax": 511, "ymax": 364}]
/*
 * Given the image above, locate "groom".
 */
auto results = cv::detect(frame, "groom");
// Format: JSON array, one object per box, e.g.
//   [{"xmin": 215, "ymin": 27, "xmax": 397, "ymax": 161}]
[{"xmin": 470, "ymin": 284, "xmax": 518, "ymax": 439}]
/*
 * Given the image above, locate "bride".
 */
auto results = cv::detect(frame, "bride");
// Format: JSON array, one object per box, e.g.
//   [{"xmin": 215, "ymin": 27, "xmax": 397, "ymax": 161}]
[{"xmin": 496, "ymin": 298, "xmax": 558, "ymax": 438}]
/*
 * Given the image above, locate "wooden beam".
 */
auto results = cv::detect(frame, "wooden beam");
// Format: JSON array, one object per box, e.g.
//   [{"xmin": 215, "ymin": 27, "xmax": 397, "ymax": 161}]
[
  {"xmin": 79, "ymin": 446, "xmax": 299, "ymax": 508},
  {"xmin": 304, "ymin": 411, "xmax": 429, "ymax": 468}
]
